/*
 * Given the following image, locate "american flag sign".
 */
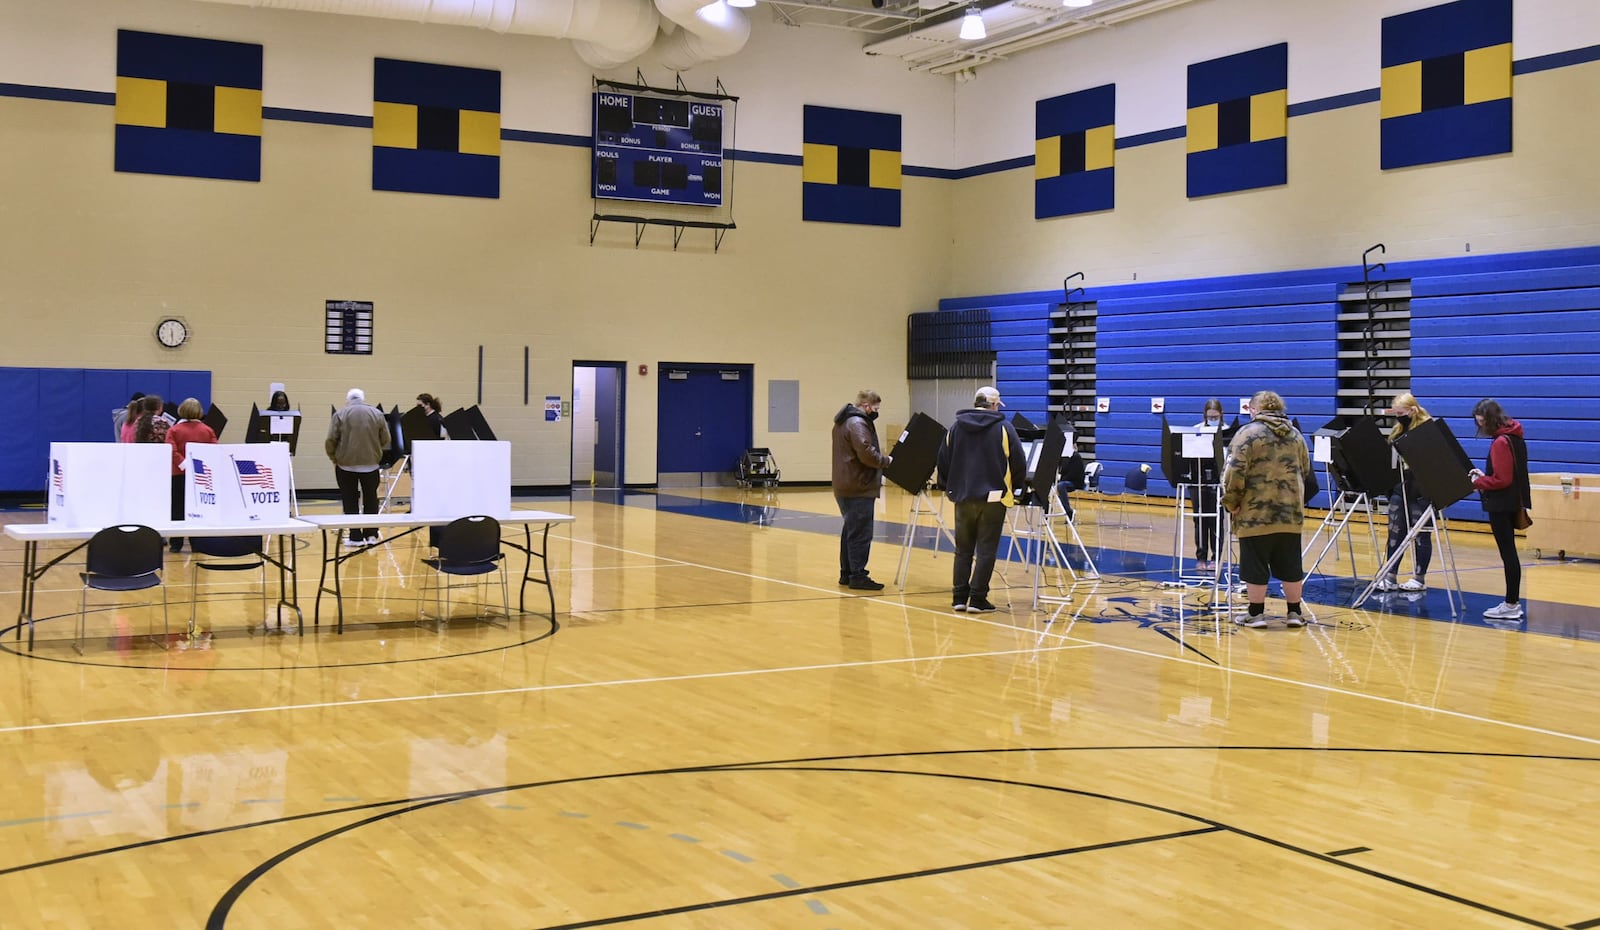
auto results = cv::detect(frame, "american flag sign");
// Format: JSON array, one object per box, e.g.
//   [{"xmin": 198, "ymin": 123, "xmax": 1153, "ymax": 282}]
[
  {"xmin": 193, "ymin": 458, "xmax": 213, "ymax": 491},
  {"xmin": 51, "ymin": 459, "xmax": 65, "ymax": 492},
  {"xmin": 234, "ymin": 459, "xmax": 275, "ymax": 489}
]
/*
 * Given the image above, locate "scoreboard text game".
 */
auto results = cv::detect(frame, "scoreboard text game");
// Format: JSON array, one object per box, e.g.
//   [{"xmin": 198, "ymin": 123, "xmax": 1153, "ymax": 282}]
[{"xmin": 593, "ymin": 90, "xmax": 724, "ymax": 207}]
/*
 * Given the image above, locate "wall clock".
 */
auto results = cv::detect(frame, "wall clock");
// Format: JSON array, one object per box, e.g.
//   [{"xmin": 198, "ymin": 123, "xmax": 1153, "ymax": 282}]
[{"xmin": 156, "ymin": 317, "xmax": 189, "ymax": 348}]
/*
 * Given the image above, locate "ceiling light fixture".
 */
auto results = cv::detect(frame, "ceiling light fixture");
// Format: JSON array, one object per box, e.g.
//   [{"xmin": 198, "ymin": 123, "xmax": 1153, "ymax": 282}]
[
  {"xmin": 1063, "ymin": 0, "xmax": 1093, "ymax": 7},
  {"xmin": 728, "ymin": 0, "xmax": 756, "ymax": 7},
  {"xmin": 959, "ymin": 4, "xmax": 986, "ymax": 40}
]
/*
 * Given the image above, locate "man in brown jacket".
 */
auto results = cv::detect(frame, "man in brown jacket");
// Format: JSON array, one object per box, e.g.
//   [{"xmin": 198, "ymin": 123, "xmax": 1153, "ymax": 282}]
[{"xmin": 832, "ymin": 390, "xmax": 892, "ymax": 591}]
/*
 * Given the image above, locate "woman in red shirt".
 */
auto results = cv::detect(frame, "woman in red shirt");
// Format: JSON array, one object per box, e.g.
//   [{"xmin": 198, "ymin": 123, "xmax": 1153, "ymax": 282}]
[{"xmin": 166, "ymin": 397, "xmax": 218, "ymax": 553}]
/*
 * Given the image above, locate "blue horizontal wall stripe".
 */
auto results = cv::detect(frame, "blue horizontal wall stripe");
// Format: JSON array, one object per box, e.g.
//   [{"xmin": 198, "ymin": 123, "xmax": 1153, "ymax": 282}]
[
  {"xmin": 1417, "ymin": 375, "xmax": 1600, "ymax": 396},
  {"xmin": 1422, "ymin": 398, "xmax": 1598, "ymax": 423},
  {"xmin": 8, "ymin": 42, "xmax": 1600, "ymax": 178},
  {"xmin": 264, "ymin": 106, "xmax": 371, "ymax": 128},
  {"xmin": 1116, "ymin": 126, "xmax": 1186, "ymax": 148},
  {"xmin": 1413, "ymin": 265, "xmax": 1600, "ymax": 297},
  {"xmin": 989, "ymin": 304, "xmax": 1054, "ymax": 322},
  {"xmin": 1097, "ymin": 378, "xmax": 1337, "ymax": 397},
  {"xmin": 1415, "ymin": 333, "xmax": 1600, "ymax": 357},
  {"xmin": 1514, "ymin": 43, "xmax": 1600, "ymax": 75},
  {"xmin": 1100, "ymin": 315, "xmax": 1337, "ymax": 340},
  {"xmin": 1100, "ymin": 284, "xmax": 1340, "ymax": 314},
  {"xmin": 1415, "ymin": 355, "xmax": 1600, "ymax": 377},
  {"xmin": 1099, "ymin": 344, "xmax": 1336, "ymax": 367},
  {"xmin": 0, "ymin": 82, "xmax": 113, "ymax": 105},
  {"xmin": 1288, "ymin": 88, "xmax": 1380, "ymax": 117},
  {"xmin": 1413, "ymin": 292, "xmax": 1600, "ymax": 325}
]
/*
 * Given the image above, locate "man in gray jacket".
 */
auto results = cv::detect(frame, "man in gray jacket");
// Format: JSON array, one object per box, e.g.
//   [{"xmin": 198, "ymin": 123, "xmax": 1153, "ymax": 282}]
[{"xmin": 326, "ymin": 387, "xmax": 390, "ymax": 546}]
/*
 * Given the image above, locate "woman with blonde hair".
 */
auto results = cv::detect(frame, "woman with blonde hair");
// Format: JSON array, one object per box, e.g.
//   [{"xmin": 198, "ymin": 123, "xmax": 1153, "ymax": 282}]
[
  {"xmin": 1377, "ymin": 392, "xmax": 1432, "ymax": 592},
  {"xmin": 166, "ymin": 398, "xmax": 217, "ymax": 552}
]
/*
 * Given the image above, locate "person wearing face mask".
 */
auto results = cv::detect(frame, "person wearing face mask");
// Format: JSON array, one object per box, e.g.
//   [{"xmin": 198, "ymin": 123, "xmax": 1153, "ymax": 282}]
[
  {"xmin": 1191, "ymin": 398, "xmax": 1226, "ymax": 569},
  {"xmin": 1469, "ymin": 398, "xmax": 1531, "ymax": 621},
  {"xmin": 832, "ymin": 390, "xmax": 893, "ymax": 591},
  {"xmin": 1376, "ymin": 392, "xmax": 1433, "ymax": 593},
  {"xmin": 939, "ymin": 386, "xmax": 1028, "ymax": 614}
]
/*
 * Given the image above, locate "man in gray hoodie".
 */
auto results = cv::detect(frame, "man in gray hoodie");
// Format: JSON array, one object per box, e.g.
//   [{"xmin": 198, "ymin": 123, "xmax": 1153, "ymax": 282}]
[{"xmin": 326, "ymin": 387, "xmax": 390, "ymax": 546}]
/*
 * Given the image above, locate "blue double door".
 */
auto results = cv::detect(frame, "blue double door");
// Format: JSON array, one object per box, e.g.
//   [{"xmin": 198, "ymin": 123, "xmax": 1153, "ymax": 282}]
[{"xmin": 657, "ymin": 364, "xmax": 753, "ymax": 485}]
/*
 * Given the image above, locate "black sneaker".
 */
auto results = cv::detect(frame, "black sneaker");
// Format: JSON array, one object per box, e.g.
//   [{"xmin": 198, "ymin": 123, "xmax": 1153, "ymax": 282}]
[
  {"xmin": 848, "ymin": 576, "xmax": 885, "ymax": 591},
  {"xmin": 966, "ymin": 597, "xmax": 998, "ymax": 613},
  {"xmin": 952, "ymin": 602, "xmax": 967, "ymax": 612},
  {"xmin": 838, "ymin": 575, "xmax": 850, "ymax": 586}
]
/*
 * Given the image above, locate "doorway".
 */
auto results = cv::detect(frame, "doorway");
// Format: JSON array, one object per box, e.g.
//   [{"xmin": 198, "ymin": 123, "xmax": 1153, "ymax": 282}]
[
  {"xmin": 657, "ymin": 363, "xmax": 754, "ymax": 487},
  {"xmin": 572, "ymin": 362, "xmax": 625, "ymax": 488}
]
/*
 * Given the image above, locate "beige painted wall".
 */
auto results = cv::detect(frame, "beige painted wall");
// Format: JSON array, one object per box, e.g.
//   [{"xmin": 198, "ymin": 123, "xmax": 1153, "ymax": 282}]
[
  {"xmin": 0, "ymin": 101, "xmax": 951, "ymax": 488},
  {"xmin": 1, "ymin": 0, "xmax": 1596, "ymax": 490},
  {"xmin": 947, "ymin": 62, "xmax": 1600, "ymax": 297}
]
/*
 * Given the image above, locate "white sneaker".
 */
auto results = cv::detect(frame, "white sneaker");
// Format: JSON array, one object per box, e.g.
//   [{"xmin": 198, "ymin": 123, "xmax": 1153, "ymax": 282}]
[
  {"xmin": 1399, "ymin": 578, "xmax": 1427, "ymax": 592},
  {"xmin": 343, "ymin": 537, "xmax": 366, "ymax": 549},
  {"xmin": 1483, "ymin": 601, "xmax": 1524, "ymax": 620},
  {"xmin": 1375, "ymin": 577, "xmax": 1401, "ymax": 592},
  {"xmin": 1234, "ymin": 614, "xmax": 1270, "ymax": 629}
]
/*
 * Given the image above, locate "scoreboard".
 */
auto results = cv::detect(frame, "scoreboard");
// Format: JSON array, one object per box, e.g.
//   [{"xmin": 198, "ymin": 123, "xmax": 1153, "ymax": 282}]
[{"xmin": 593, "ymin": 90, "xmax": 724, "ymax": 207}]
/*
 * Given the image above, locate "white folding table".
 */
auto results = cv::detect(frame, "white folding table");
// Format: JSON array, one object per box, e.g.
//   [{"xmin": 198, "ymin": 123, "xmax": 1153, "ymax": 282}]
[
  {"xmin": 4, "ymin": 519, "xmax": 316, "ymax": 651},
  {"xmin": 296, "ymin": 510, "xmax": 575, "ymax": 633}
]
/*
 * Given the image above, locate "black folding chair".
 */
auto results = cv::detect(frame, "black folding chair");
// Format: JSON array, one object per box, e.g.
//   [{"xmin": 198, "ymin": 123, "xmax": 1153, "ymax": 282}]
[
  {"xmin": 78, "ymin": 525, "xmax": 168, "ymax": 652},
  {"xmin": 189, "ymin": 536, "xmax": 267, "ymax": 634},
  {"xmin": 418, "ymin": 516, "xmax": 508, "ymax": 626}
]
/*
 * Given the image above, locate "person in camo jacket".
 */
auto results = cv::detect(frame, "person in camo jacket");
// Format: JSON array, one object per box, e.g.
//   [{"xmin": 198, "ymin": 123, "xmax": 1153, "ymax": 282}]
[{"xmin": 1222, "ymin": 389, "xmax": 1313, "ymax": 630}]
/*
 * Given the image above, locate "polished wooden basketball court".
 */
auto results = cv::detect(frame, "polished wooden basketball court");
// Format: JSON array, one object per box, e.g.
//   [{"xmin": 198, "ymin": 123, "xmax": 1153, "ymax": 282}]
[{"xmin": 2, "ymin": 487, "xmax": 1598, "ymax": 928}]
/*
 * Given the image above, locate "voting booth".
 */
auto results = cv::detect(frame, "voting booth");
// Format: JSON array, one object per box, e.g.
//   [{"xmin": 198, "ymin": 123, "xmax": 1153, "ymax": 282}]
[
  {"xmin": 47, "ymin": 442, "xmax": 170, "ymax": 526},
  {"xmin": 410, "ymin": 441, "xmax": 512, "ymax": 517},
  {"xmin": 184, "ymin": 443, "xmax": 295, "ymax": 524}
]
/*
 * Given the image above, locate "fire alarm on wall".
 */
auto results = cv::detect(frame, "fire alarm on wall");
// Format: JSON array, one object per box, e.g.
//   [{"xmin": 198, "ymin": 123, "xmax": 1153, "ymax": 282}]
[{"xmin": 639, "ymin": 364, "xmax": 648, "ymax": 376}]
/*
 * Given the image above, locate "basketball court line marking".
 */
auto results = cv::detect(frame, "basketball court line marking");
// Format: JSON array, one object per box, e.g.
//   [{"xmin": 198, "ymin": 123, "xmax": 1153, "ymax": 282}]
[
  {"xmin": 2, "ymin": 538, "xmax": 1596, "ymax": 750},
  {"xmin": 0, "ymin": 642, "xmax": 1093, "ymax": 735}
]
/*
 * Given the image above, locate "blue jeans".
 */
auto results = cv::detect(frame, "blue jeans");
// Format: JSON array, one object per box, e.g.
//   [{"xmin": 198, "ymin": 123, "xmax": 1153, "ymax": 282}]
[
  {"xmin": 837, "ymin": 496, "xmax": 876, "ymax": 580},
  {"xmin": 953, "ymin": 500, "xmax": 1007, "ymax": 601}
]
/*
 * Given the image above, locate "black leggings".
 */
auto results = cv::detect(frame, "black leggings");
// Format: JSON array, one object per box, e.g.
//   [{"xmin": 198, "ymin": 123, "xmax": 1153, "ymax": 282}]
[{"xmin": 1486, "ymin": 510, "xmax": 1521, "ymax": 604}]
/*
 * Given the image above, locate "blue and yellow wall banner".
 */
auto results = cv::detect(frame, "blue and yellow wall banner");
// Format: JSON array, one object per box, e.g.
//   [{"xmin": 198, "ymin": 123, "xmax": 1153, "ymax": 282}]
[
  {"xmin": 373, "ymin": 58, "xmax": 501, "ymax": 199},
  {"xmin": 1380, "ymin": 0, "xmax": 1512, "ymax": 169},
  {"xmin": 1186, "ymin": 43, "xmax": 1288, "ymax": 198},
  {"xmin": 114, "ymin": 30, "xmax": 263, "ymax": 182},
  {"xmin": 802, "ymin": 105, "xmax": 901, "ymax": 227},
  {"xmin": 1035, "ymin": 84, "xmax": 1115, "ymax": 219}
]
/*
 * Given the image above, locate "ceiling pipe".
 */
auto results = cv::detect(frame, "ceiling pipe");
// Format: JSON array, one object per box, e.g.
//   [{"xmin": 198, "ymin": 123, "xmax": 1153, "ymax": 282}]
[{"xmin": 184, "ymin": 0, "xmax": 748, "ymax": 71}]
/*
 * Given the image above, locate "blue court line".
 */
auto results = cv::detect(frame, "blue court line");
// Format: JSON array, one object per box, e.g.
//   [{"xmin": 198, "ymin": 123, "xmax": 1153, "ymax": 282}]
[
  {"xmin": 628, "ymin": 490, "xmax": 1599, "ymax": 640},
  {"xmin": 0, "ymin": 809, "xmax": 111, "ymax": 828}
]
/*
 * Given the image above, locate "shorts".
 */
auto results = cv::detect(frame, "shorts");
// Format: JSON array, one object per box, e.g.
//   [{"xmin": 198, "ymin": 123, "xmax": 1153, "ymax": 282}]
[{"xmin": 1237, "ymin": 532, "xmax": 1305, "ymax": 586}]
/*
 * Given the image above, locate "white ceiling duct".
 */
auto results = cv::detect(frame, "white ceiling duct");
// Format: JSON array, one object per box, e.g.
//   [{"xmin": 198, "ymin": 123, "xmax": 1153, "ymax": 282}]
[
  {"xmin": 184, "ymin": 0, "xmax": 747, "ymax": 71},
  {"xmin": 652, "ymin": 0, "xmax": 753, "ymax": 72}
]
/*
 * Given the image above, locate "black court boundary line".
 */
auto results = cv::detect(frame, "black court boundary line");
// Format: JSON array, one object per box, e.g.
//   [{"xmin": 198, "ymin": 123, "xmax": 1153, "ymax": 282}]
[
  {"xmin": 0, "ymin": 742, "xmax": 1580, "ymax": 921},
  {"xmin": 194, "ymin": 757, "xmax": 1577, "ymax": 930},
  {"xmin": 532, "ymin": 825, "xmax": 1227, "ymax": 930},
  {"xmin": 9, "ymin": 744, "xmax": 1598, "ymax": 885},
  {"xmin": 0, "ymin": 615, "xmax": 560, "ymax": 672}
]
